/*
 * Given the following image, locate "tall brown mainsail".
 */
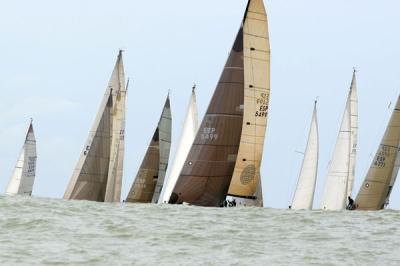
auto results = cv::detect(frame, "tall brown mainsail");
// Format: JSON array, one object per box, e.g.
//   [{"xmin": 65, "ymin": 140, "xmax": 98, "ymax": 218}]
[
  {"xmin": 126, "ymin": 96, "xmax": 172, "ymax": 203},
  {"xmin": 64, "ymin": 51, "xmax": 126, "ymax": 202},
  {"xmin": 354, "ymin": 96, "xmax": 400, "ymax": 210},
  {"xmin": 170, "ymin": 0, "xmax": 269, "ymax": 207}
]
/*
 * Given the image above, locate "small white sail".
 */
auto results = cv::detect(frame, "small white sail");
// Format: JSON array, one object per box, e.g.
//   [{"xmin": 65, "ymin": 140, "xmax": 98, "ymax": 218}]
[
  {"xmin": 158, "ymin": 87, "xmax": 199, "ymax": 203},
  {"xmin": 6, "ymin": 121, "xmax": 37, "ymax": 196},
  {"xmin": 291, "ymin": 101, "xmax": 319, "ymax": 210},
  {"xmin": 320, "ymin": 72, "xmax": 357, "ymax": 210}
]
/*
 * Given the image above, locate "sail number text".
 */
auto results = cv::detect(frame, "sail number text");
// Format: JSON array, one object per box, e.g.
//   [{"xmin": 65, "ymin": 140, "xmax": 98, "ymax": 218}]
[
  {"xmin": 255, "ymin": 93, "xmax": 269, "ymax": 118},
  {"xmin": 201, "ymin": 127, "xmax": 218, "ymax": 140}
]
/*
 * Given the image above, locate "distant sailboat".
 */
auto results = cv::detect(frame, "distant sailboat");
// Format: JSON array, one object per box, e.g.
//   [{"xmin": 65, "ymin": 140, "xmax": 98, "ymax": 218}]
[
  {"xmin": 126, "ymin": 96, "xmax": 172, "ymax": 203},
  {"xmin": 290, "ymin": 101, "xmax": 319, "ymax": 210},
  {"xmin": 354, "ymin": 96, "xmax": 400, "ymax": 210},
  {"xmin": 320, "ymin": 71, "xmax": 358, "ymax": 210},
  {"xmin": 6, "ymin": 120, "xmax": 37, "ymax": 196},
  {"xmin": 64, "ymin": 50, "xmax": 127, "ymax": 202},
  {"xmin": 169, "ymin": 0, "xmax": 270, "ymax": 207},
  {"xmin": 158, "ymin": 87, "xmax": 199, "ymax": 204}
]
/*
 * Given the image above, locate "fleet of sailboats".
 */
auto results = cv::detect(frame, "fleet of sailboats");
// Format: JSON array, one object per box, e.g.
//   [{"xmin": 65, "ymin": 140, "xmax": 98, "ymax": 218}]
[
  {"xmin": 5, "ymin": 120, "xmax": 37, "ymax": 196},
  {"xmin": 290, "ymin": 101, "xmax": 319, "ymax": 210},
  {"xmin": 3, "ymin": 0, "xmax": 400, "ymax": 211}
]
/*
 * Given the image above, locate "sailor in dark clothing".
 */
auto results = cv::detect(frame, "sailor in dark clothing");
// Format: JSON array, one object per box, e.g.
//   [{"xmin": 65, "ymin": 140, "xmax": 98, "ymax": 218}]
[
  {"xmin": 232, "ymin": 199, "xmax": 237, "ymax": 207},
  {"xmin": 346, "ymin": 196, "xmax": 355, "ymax": 210}
]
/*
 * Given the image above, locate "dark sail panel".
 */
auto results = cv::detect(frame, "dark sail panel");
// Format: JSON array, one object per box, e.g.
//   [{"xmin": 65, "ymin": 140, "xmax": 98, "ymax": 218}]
[
  {"xmin": 170, "ymin": 28, "xmax": 244, "ymax": 207},
  {"xmin": 126, "ymin": 97, "xmax": 172, "ymax": 203}
]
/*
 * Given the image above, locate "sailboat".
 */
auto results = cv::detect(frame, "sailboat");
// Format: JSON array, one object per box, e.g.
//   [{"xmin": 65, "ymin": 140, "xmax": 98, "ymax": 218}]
[
  {"xmin": 320, "ymin": 71, "xmax": 358, "ymax": 210},
  {"xmin": 158, "ymin": 86, "xmax": 199, "ymax": 204},
  {"xmin": 290, "ymin": 101, "xmax": 319, "ymax": 210},
  {"xmin": 354, "ymin": 96, "xmax": 400, "ymax": 210},
  {"xmin": 169, "ymin": 0, "xmax": 270, "ymax": 207},
  {"xmin": 63, "ymin": 50, "xmax": 127, "ymax": 202},
  {"xmin": 125, "ymin": 95, "xmax": 172, "ymax": 203},
  {"xmin": 6, "ymin": 120, "xmax": 37, "ymax": 196}
]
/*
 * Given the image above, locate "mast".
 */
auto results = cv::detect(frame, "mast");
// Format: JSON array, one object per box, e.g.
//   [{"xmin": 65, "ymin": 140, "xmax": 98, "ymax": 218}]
[
  {"xmin": 6, "ymin": 120, "xmax": 37, "ymax": 196},
  {"xmin": 320, "ymin": 72, "xmax": 357, "ymax": 210},
  {"xmin": 291, "ymin": 101, "xmax": 319, "ymax": 210},
  {"xmin": 158, "ymin": 86, "xmax": 199, "ymax": 203},
  {"xmin": 355, "ymin": 96, "xmax": 400, "ymax": 210},
  {"xmin": 125, "ymin": 96, "xmax": 172, "ymax": 203},
  {"xmin": 170, "ymin": 0, "xmax": 270, "ymax": 207},
  {"xmin": 63, "ymin": 50, "xmax": 126, "ymax": 202}
]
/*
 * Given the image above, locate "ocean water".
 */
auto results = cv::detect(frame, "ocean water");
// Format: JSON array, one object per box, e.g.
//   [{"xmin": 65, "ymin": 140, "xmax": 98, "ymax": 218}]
[{"xmin": 0, "ymin": 195, "xmax": 399, "ymax": 266}]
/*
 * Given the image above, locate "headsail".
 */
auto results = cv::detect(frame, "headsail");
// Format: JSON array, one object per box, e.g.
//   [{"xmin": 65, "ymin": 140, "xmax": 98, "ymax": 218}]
[
  {"xmin": 320, "ymin": 71, "xmax": 358, "ymax": 210},
  {"xmin": 6, "ymin": 120, "xmax": 37, "ymax": 196},
  {"xmin": 291, "ymin": 101, "xmax": 319, "ymax": 210},
  {"xmin": 158, "ymin": 87, "xmax": 199, "ymax": 204},
  {"xmin": 63, "ymin": 51, "xmax": 126, "ymax": 202},
  {"xmin": 125, "ymin": 96, "xmax": 172, "ymax": 203},
  {"xmin": 170, "ymin": 0, "xmax": 270, "ymax": 207},
  {"xmin": 355, "ymin": 96, "xmax": 400, "ymax": 210},
  {"xmin": 226, "ymin": 0, "xmax": 271, "ymax": 207}
]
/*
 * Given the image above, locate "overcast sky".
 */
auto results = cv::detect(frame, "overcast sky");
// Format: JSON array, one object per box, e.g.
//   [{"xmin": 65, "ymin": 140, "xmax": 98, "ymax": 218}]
[{"xmin": 0, "ymin": 0, "xmax": 399, "ymax": 209}]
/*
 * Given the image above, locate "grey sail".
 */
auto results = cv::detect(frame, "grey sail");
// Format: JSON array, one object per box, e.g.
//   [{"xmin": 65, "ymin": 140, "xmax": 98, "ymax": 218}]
[
  {"xmin": 63, "ymin": 51, "xmax": 127, "ymax": 202},
  {"xmin": 126, "ymin": 96, "xmax": 172, "ymax": 203},
  {"xmin": 354, "ymin": 96, "xmax": 400, "ymax": 210}
]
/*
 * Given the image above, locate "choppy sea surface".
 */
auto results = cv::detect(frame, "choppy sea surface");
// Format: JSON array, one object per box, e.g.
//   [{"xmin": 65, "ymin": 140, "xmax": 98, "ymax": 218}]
[{"xmin": 1, "ymin": 195, "xmax": 399, "ymax": 266}]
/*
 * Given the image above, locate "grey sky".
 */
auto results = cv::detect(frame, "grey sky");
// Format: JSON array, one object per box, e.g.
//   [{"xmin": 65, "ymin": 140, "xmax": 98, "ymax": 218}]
[{"xmin": 0, "ymin": 0, "xmax": 399, "ymax": 208}]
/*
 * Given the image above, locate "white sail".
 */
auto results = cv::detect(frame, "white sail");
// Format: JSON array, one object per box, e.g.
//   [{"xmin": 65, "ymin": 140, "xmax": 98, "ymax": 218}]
[
  {"xmin": 347, "ymin": 71, "xmax": 358, "ymax": 198},
  {"xmin": 320, "ymin": 72, "xmax": 357, "ymax": 210},
  {"xmin": 158, "ymin": 87, "xmax": 199, "ymax": 203},
  {"xmin": 291, "ymin": 101, "xmax": 319, "ymax": 210},
  {"xmin": 64, "ymin": 51, "xmax": 126, "ymax": 202},
  {"xmin": 6, "ymin": 121, "xmax": 37, "ymax": 196}
]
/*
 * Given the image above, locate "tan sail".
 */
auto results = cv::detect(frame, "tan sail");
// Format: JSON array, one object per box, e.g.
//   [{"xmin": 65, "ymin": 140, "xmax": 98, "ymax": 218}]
[
  {"xmin": 63, "ymin": 51, "xmax": 126, "ymax": 202},
  {"xmin": 227, "ymin": 0, "xmax": 270, "ymax": 202},
  {"xmin": 126, "ymin": 96, "xmax": 172, "ymax": 203},
  {"xmin": 355, "ymin": 96, "xmax": 400, "ymax": 210},
  {"xmin": 170, "ymin": 0, "xmax": 269, "ymax": 207}
]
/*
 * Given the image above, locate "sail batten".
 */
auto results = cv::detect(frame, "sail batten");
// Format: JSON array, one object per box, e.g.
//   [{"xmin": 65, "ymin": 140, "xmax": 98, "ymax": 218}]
[
  {"xmin": 6, "ymin": 121, "xmax": 37, "ymax": 196},
  {"xmin": 291, "ymin": 102, "xmax": 319, "ymax": 210},
  {"xmin": 64, "ymin": 51, "xmax": 126, "ymax": 202},
  {"xmin": 355, "ymin": 96, "xmax": 400, "ymax": 210}
]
